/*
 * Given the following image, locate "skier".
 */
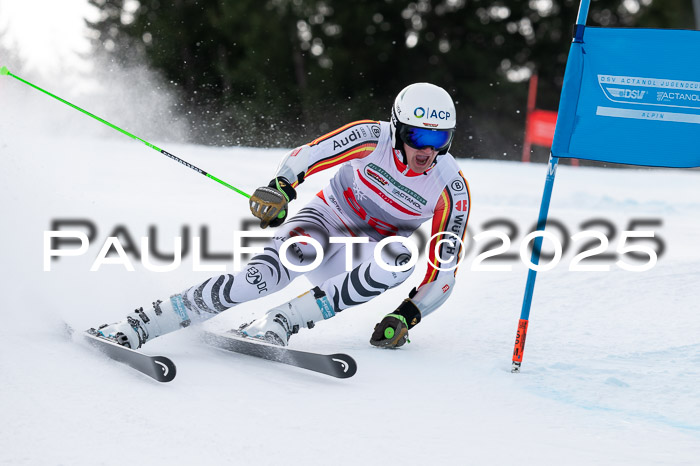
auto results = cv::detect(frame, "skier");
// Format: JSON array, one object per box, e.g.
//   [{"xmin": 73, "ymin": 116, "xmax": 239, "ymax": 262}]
[{"xmin": 92, "ymin": 82, "xmax": 470, "ymax": 349}]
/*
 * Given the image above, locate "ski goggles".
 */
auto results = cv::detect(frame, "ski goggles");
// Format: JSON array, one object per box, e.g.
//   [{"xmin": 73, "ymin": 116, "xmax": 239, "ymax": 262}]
[{"xmin": 399, "ymin": 125, "xmax": 454, "ymax": 152}]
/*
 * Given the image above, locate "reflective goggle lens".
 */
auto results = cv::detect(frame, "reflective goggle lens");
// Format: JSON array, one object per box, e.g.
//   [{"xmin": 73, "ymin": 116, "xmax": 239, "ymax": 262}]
[{"xmin": 400, "ymin": 126, "xmax": 453, "ymax": 151}]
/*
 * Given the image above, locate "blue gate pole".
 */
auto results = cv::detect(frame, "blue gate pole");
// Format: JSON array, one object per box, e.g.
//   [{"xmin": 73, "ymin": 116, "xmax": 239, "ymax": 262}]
[
  {"xmin": 511, "ymin": 154, "xmax": 559, "ymax": 372},
  {"xmin": 575, "ymin": 0, "xmax": 591, "ymax": 26},
  {"xmin": 510, "ymin": 0, "xmax": 590, "ymax": 373}
]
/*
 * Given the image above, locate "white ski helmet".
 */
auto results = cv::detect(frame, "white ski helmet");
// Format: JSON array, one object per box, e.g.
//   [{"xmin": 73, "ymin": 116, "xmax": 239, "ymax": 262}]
[{"xmin": 391, "ymin": 82, "xmax": 456, "ymax": 157}]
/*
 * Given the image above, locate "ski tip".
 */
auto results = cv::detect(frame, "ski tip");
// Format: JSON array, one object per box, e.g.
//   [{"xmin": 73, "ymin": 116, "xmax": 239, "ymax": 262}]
[
  {"xmin": 152, "ymin": 356, "xmax": 177, "ymax": 383},
  {"xmin": 0, "ymin": 66, "xmax": 10, "ymax": 76},
  {"xmin": 329, "ymin": 354, "xmax": 357, "ymax": 378}
]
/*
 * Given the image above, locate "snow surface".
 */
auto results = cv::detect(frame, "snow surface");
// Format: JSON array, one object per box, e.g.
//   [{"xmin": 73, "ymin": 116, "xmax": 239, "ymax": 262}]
[{"xmin": 1, "ymin": 82, "xmax": 700, "ymax": 465}]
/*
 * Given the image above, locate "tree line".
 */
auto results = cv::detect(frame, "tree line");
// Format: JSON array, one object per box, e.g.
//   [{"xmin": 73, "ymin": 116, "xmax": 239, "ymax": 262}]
[{"xmin": 86, "ymin": 0, "xmax": 695, "ymax": 161}]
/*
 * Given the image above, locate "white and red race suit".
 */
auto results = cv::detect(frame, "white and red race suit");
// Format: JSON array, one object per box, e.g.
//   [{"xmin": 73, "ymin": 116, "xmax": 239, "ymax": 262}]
[
  {"xmin": 272, "ymin": 119, "xmax": 471, "ymax": 315},
  {"xmin": 172, "ymin": 120, "xmax": 470, "ymax": 327}
]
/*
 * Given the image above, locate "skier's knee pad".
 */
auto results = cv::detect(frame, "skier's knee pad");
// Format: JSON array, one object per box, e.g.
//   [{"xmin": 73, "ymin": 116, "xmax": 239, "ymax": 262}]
[
  {"xmin": 366, "ymin": 260, "xmax": 414, "ymax": 289},
  {"xmin": 371, "ymin": 240, "xmax": 415, "ymax": 288}
]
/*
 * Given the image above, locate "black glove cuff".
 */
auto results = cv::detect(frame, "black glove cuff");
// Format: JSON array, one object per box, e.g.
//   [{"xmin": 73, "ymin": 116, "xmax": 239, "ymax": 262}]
[
  {"xmin": 395, "ymin": 299, "xmax": 421, "ymax": 329},
  {"xmin": 268, "ymin": 177, "xmax": 297, "ymax": 201},
  {"xmin": 267, "ymin": 209, "xmax": 288, "ymax": 228}
]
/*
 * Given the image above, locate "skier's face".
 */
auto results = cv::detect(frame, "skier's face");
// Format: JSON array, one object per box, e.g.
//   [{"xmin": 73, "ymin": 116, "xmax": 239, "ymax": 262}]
[{"xmin": 405, "ymin": 145, "xmax": 438, "ymax": 173}]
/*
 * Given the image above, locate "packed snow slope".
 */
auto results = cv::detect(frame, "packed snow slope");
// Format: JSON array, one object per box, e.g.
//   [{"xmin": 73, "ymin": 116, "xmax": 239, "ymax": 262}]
[{"xmin": 1, "ymin": 87, "xmax": 699, "ymax": 466}]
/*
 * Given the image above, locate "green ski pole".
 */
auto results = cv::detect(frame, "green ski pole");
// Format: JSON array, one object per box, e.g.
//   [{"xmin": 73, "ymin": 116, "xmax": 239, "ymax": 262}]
[{"xmin": 0, "ymin": 65, "xmax": 250, "ymax": 199}]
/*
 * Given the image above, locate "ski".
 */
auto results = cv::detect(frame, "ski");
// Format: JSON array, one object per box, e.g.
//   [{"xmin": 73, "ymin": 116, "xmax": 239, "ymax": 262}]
[
  {"xmin": 81, "ymin": 329, "xmax": 177, "ymax": 383},
  {"xmin": 201, "ymin": 330, "xmax": 357, "ymax": 379}
]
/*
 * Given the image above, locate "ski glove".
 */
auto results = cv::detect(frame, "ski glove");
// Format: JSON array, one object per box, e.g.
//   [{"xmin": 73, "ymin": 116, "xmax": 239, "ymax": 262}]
[
  {"xmin": 369, "ymin": 299, "xmax": 422, "ymax": 348},
  {"xmin": 249, "ymin": 177, "xmax": 297, "ymax": 228}
]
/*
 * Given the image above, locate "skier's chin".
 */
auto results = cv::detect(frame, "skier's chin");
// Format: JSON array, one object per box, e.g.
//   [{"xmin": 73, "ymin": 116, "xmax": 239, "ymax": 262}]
[{"xmin": 411, "ymin": 156, "xmax": 431, "ymax": 172}]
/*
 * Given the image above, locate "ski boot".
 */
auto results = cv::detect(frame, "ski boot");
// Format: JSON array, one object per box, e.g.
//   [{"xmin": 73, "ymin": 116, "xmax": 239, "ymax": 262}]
[
  {"xmin": 90, "ymin": 298, "xmax": 191, "ymax": 349},
  {"xmin": 237, "ymin": 287, "xmax": 335, "ymax": 346}
]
